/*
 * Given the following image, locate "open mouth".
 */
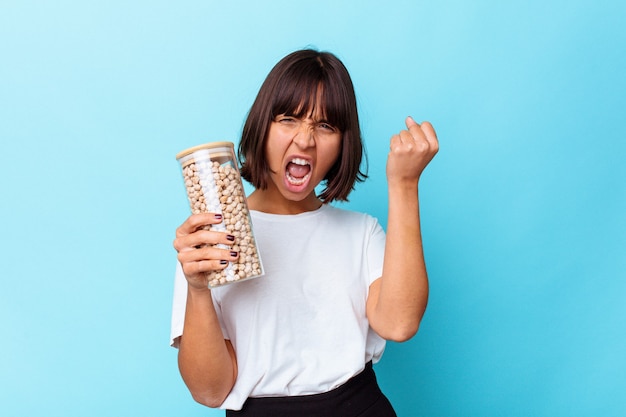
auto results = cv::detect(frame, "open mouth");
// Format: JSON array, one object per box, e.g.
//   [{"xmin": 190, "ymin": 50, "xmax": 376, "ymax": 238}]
[{"xmin": 285, "ymin": 157, "xmax": 311, "ymax": 186}]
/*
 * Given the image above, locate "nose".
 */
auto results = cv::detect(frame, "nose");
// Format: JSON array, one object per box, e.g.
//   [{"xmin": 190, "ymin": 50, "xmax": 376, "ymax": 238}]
[{"xmin": 292, "ymin": 121, "xmax": 315, "ymax": 149}]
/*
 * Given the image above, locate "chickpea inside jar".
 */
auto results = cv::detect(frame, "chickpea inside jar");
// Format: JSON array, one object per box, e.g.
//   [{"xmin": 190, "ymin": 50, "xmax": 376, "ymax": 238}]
[{"xmin": 176, "ymin": 142, "xmax": 264, "ymax": 288}]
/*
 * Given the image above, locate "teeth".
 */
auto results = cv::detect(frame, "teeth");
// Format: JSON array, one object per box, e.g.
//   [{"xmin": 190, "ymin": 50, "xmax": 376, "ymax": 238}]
[
  {"xmin": 286, "ymin": 172, "xmax": 309, "ymax": 185},
  {"xmin": 290, "ymin": 158, "xmax": 310, "ymax": 166}
]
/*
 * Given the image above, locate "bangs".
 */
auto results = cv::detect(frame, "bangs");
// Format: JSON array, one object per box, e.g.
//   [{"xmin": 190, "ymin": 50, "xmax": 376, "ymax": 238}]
[{"xmin": 269, "ymin": 68, "xmax": 349, "ymax": 131}]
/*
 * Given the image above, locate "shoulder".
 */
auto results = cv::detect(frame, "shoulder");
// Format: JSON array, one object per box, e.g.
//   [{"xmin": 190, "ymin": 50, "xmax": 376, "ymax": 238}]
[
  {"xmin": 324, "ymin": 204, "xmax": 378, "ymax": 221},
  {"xmin": 322, "ymin": 205, "xmax": 383, "ymax": 232}
]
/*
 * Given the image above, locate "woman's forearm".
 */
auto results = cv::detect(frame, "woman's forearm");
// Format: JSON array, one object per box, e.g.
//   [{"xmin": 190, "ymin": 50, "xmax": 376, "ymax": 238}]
[
  {"xmin": 178, "ymin": 287, "xmax": 237, "ymax": 408},
  {"xmin": 368, "ymin": 181, "xmax": 429, "ymax": 341}
]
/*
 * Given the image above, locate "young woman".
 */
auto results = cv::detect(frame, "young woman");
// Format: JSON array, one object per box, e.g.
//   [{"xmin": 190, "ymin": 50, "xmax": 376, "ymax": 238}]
[{"xmin": 171, "ymin": 49, "xmax": 438, "ymax": 416}]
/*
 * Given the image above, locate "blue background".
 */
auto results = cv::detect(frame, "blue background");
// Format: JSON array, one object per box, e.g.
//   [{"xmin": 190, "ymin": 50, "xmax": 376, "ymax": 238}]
[{"xmin": 1, "ymin": 1, "xmax": 625, "ymax": 416}]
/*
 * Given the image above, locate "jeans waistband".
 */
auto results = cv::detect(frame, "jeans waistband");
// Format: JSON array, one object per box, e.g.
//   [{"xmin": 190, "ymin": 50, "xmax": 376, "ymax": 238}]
[{"xmin": 226, "ymin": 361, "xmax": 390, "ymax": 417}]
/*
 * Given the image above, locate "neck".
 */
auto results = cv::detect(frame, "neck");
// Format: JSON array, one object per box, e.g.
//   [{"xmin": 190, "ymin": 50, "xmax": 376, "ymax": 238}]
[{"xmin": 247, "ymin": 189, "xmax": 323, "ymax": 214}]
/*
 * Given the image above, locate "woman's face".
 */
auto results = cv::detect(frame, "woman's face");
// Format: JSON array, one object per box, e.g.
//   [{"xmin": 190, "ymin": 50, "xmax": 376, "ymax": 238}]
[{"xmin": 262, "ymin": 106, "xmax": 342, "ymax": 211}]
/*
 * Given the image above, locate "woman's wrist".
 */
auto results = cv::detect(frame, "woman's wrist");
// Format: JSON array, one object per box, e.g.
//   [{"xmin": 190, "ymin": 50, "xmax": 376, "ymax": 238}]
[{"xmin": 187, "ymin": 284, "xmax": 212, "ymax": 298}]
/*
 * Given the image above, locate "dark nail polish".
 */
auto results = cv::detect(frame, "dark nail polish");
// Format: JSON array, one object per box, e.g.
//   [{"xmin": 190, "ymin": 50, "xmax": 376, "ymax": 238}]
[
  {"xmin": 214, "ymin": 214, "xmax": 223, "ymax": 220},
  {"xmin": 226, "ymin": 234, "xmax": 235, "ymax": 241},
  {"xmin": 230, "ymin": 251, "xmax": 238, "ymax": 257},
  {"xmin": 220, "ymin": 260, "xmax": 228, "ymax": 265}
]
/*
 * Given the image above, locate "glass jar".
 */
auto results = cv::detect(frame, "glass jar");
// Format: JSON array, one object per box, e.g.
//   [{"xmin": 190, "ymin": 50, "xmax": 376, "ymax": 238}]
[{"xmin": 176, "ymin": 141, "xmax": 263, "ymax": 288}]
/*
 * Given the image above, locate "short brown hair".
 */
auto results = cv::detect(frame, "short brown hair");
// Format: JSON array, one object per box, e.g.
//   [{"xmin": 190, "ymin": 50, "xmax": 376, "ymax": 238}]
[{"xmin": 238, "ymin": 49, "xmax": 367, "ymax": 202}]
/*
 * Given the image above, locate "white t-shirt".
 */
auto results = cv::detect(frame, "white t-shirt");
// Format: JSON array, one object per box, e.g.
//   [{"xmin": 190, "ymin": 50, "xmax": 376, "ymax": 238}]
[{"xmin": 170, "ymin": 204, "xmax": 387, "ymax": 410}]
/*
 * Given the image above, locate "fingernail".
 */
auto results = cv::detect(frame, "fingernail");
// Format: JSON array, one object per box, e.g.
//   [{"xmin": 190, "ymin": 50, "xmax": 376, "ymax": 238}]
[
  {"xmin": 226, "ymin": 234, "xmax": 235, "ymax": 241},
  {"xmin": 214, "ymin": 213, "xmax": 223, "ymax": 220},
  {"xmin": 230, "ymin": 251, "xmax": 238, "ymax": 257},
  {"xmin": 220, "ymin": 260, "xmax": 228, "ymax": 265}
]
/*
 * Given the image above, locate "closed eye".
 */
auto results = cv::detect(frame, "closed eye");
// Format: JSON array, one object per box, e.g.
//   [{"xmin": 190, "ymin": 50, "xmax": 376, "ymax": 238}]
[
  {"xmin": 277, "ymin": 116, "xmax": 297, "ymax": 124},
  {"xmin": 317, "ymin": 122, "xmax": 337, "ymax": 133}
]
